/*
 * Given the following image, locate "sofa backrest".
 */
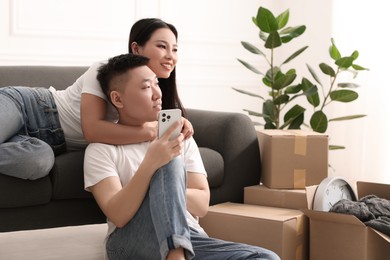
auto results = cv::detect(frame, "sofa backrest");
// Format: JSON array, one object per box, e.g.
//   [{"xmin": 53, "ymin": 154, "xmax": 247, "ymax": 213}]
[{"xmin": 0, "ymin": 66, "xmax": 87, "ymax": 90}]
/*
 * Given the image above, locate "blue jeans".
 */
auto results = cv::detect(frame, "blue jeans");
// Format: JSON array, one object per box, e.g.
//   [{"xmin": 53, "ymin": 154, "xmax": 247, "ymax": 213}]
[
  {"xmin": 106, "ymin": 158, "xmax": 280, "ymax": 260},
  {"xmin": 0, "ymin": 87, "xmax": 65, "ymax": 179}
]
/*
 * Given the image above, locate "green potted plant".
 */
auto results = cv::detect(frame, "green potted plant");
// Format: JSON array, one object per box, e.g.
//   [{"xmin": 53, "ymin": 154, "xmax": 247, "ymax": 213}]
[{"xmin": 233, "ymin": 6, "xmax": 368, "ymax": 149}]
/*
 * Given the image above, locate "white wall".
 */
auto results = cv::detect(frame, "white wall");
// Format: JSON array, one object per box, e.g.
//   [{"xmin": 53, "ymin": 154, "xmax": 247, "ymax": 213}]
[
  {"xmin": 0, "ymin": 0, "xmax": 388, "ymax": 184},
  {"xmin": 330, "ymin": 0, "xmax": 390, "ymax": 184}
]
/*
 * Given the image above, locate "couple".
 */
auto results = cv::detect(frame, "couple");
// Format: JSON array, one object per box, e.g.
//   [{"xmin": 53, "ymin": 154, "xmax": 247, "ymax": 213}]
[
  {"xmin": 0, "ymin": 17, "xmax": 279, "ymax": 259},
  {"xmin": 87, "ymin": 52, "xmax": 280, "ymax": 260}
]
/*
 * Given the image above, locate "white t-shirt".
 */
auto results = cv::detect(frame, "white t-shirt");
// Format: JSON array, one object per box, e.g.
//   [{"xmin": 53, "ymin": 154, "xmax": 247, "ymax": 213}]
[
  {"xmin": 84, "ymin": 137, "xmax": 208, "ymax": 243},
  {"xmin": 49, "ymin": 60, "xmax": 118, "ymax": 150}
]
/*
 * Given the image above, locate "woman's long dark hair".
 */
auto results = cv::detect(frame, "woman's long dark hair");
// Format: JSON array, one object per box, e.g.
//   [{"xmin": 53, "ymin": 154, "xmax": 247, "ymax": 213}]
[{"xmin": 128, "ymin": 18, "xmax": 187, "ymax": 117}]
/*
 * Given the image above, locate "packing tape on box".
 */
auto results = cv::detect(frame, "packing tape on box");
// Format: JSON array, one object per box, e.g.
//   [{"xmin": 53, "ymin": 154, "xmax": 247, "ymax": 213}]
[
  {"xmin": 294, "ymin": 134, "xmax": 307, "ymax": 156},
  {"xmin": 294, "ymin": 169, "xmax": 306, "ymax": 188}
]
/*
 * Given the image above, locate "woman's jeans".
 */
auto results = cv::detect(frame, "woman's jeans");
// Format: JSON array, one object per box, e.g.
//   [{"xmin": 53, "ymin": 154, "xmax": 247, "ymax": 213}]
[
  {"xmin": 106, "ymin": 158, "xmax": 280, "ymax": 260},
  {"xmin": 0, "ymin": 87, "xmax": 65, "ymax": 180}
]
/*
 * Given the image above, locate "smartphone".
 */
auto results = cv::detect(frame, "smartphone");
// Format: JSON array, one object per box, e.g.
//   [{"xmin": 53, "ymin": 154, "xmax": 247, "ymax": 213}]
[{"xmin": 158, "ymin": 109, "xmax": 182, "ymax": 140}]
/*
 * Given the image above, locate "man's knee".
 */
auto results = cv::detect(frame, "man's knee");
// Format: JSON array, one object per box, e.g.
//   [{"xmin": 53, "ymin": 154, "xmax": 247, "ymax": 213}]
[
  {"xmin": 159, "ymin": 157, "xmax": 186, "ymax": 182},
  {"xmin": 169, "ymin": 157, "xmax": 185, "ymax": 171}
]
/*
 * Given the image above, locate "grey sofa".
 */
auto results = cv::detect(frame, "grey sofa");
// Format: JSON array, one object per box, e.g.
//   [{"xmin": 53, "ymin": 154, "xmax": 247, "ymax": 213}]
[{"xmin": 0, "ymin": 66, "xmax": 261, "ymax": 232}]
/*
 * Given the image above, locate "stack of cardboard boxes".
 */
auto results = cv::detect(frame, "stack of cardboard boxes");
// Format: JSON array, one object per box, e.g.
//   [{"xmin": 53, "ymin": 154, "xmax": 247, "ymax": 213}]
[
  {"xmin": 200, "ymin": 128, "xmax": 390, "ymax": 259},
  {"xmin": 200, "ymin": 129, "xmax": 328, "ymax": 260}
]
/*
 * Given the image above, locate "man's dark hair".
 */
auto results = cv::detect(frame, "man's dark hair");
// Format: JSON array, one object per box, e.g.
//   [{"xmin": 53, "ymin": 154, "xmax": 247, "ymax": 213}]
[{"xmin": 97, "ymin": 53, "xmax": 149, "ymax": 100}]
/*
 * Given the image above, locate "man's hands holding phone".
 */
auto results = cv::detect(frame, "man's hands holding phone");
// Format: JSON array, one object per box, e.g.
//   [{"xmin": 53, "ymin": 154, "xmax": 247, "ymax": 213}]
[{"xmin": 143, "ymin": 117, "xmax": 184, "ymax": 171}]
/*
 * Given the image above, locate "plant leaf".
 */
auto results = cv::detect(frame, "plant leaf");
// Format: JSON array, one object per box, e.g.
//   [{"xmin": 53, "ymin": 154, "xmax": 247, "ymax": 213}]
[
  {"xmin": 274, "ymin": 94, "xmax": 289, "ymax": 105},
  {"xmin": 263, "ymin": 100, "xmax": 276, "ymax": 123},
  {"xmin": 232, "ymin": 87, "xmax": 265, "ymax": 100},
  {"xmin": 329, "ymin": 145, "xmax": 345, "ymax": 150},
  {"xmin": 329, "ymin": 114, "xmax": 367, "ymax": 121},
  {"xmin": 330, "ymin": 89, "xmax": 358, "ymax": 102},
  {"xmin": 280, "ymin": 25, "xmax": 306, "ymax": 43},
  {"xmin": 237, "ymin": 58, "xmax": 264, "ymax": 75},
  {"xmin": 351, "ymin": 50, "xmax": 359, "ymax": 60},
  {"xmin": 243, "ymin": 109, "xmax": 269, "ymax": 118},
  {"xmin": 259, "ymin": 31, "xmax": 268, "ymax": 42},
  {"xmin": 257, "ymin": 7, "xmax": 279, "ymax": 32},
  {"xmin": 265, "ymin": 31, "xmax": 282, "ymax": 49},
  {"xmin": 352, "ymin": 64, "xmax": 369, "ymax": 71},
  {"xmin": 336, "ymin": 56, "xmax": 354, "ymax": 69},
  {"xmin": 265, "ymin": 66, "xmax": 280, "ymax": 80},
  {"xmin": 283, "ymin": 104, "xmax": 305, "ymax": 129},
  {"xmin": 285, "ymin": 68, "xmax": 296, "ymax": 75},
  {"xmin": 280, "ymin": 25, "xmax": 306, "ymax": 35},
  {"xmin": 252, "ymin": 16, "xmax": 258, "ymax": 27},
  {"xmin": 310, "ymin": 110, "xmax": 328, "ymax": 133},
  {"xmin": 285, "ymin": 84, "xmax": 302, "ymax": 94},
  {"xmin": 262, "ymin": 77, "xmax": 272, "ymax": 87},
  {"xmin": 241, "ymin": 41, "xmax": 266, "ymax": 56},
  {"xmin": 276, "ymin": 9, "xmax": 289, "ymax": 29},
  {"xmin": 306, "ymin": 64, "xmax": 323, "ymax": 87},
  {"xmin": 273, "ymin": 73, "xmax": 297, "ymax": 90},
  {"xmin": 282, "ymin": 46, "xmax": 308, "ymax": 65},
  {"xmin": 265, "ymin": 122, "xmax": 277, "ymax": 129},
  {"xmin": 301, "ymin": 78, "xmax": 319, "ymax": 107},
  {"xmin": 329, "ymin": 38, "xmax": 341, "ymax": 60},
  {"xmin": 319, "ymin": 63, "xmax": 336, "ymax": 77},
  {"xmin": 338, "ymin": 82, "xmax": 359, "ymax": 88},
  {"xmin": 348, "ymin": 69, "xmax": 359, "ymax": 79},
  {"xmin": 288, "ymin": 113, "xmax": 304, "ymax": 129}
]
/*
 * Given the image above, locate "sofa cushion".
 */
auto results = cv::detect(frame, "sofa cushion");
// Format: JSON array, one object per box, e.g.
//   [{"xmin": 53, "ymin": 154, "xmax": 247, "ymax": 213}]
[
  {"xmin": 0, "ymin": 174, "xmax": 52, "ymax": 208},
  {"xmin": 199, "ymin": 147, "xmax": 224, "ymax": 188},
  {"xmin": 50, "ymin": 150, "xmax": 92, "ymax": 200}
]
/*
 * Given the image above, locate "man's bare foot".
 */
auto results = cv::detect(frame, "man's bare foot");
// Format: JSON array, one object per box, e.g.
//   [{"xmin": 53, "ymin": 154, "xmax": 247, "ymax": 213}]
[{"xmin": 166, "ymin": 247, "xmax": 185, "ymax": 260}]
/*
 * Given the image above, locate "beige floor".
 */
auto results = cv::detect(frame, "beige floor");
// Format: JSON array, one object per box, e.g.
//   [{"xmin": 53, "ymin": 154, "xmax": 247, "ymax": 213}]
[{"xmin": 0, "ymin": 224, "xmax": 107, "ymax": 260}]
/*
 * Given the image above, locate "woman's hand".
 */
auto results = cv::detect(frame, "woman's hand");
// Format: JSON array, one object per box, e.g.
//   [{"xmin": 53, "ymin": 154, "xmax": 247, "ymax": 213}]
[
  {"xmin": 143, "ymin": 121, "xmax": 158, "ymax": 141},
  {"xmin": 181, "ymin": 117, "xmax": 194, "ymax": 139}
]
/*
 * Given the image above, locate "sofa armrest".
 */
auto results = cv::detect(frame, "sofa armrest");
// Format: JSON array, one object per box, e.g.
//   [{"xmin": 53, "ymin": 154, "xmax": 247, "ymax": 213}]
[{"xmin": 187, "ymin": 109, "xmax": 261, "ymax": 205}]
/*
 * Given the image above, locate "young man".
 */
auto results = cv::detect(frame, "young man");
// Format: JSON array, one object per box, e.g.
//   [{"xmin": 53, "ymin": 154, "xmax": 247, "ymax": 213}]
[{"xmin": 84, "ymin": 53, "xmax": 280, "ymax": 260}]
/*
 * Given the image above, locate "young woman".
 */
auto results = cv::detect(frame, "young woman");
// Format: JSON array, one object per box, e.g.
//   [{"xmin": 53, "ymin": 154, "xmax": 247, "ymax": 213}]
[
  {"xmin": 0, "ymin": 18, "xmax": 192, "ymax": 180},
  {"xmin": 80, "ymin": 18, "xmax": 191, "ymax": 146}
]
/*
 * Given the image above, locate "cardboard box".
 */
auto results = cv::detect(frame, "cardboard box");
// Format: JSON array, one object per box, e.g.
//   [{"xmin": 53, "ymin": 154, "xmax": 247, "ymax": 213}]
[
  {"xmin": 304, "ymin": 181, "xmax": 390, "ymax": 260},
  {"xmin": 244, "ymin": 184, "xmax": 317, "ymax": 210},
  {"xmin": 256, "ymin": 128, "xmax": 328, "ymax": 189},
  {"xmin": 199, "ymin": 202, "xmax": 308, "ymax": 260}
]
